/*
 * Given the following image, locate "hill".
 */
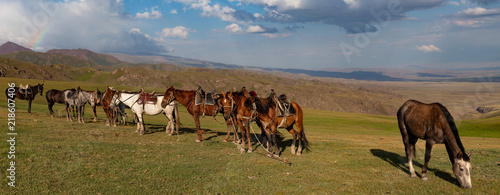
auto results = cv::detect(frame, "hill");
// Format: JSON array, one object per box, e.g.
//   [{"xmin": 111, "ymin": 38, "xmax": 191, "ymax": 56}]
[
  {"xmin": 47, "ymin": 49, "xmax": 122, "ymax": 66},
  {"xmin": 0, "ymin": 41, "xmax": 33, "ymax": 54}
]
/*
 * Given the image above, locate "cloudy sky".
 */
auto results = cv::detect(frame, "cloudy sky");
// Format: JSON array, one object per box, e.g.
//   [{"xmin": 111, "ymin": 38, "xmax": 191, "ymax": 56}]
[{"xmin": 0, "ymin": 0, "xmax": 499, "ymax": 70}]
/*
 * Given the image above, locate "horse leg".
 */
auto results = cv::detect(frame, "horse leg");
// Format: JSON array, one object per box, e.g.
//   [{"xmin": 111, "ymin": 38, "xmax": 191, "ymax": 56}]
[
  {"xmin": 165, "ymin": 113, "xmax": 173, "ymax": 136},
  {"xmin": 28, "ymin": 99, "xmax": 32, "ymax": 114},
  {"xmin": 136, "ymin": 114, "xmax": 145, "ymax": 135},
  {"xmin": 48, "ymin": 101, "xmax": 55, "ymax": 117},
  {"xmin": 422, "ymin": 140, "xmax": 435, "ymax": 181},
  {"xmin": 287, "ymin": 126, "xmax": 298, "ymax": 155},
  {"xmin": 224, "ymin": 121, "xmax": 231, "ymax": 142},
  {"xmin": 65, "ymin": 103, "xmax": 72, "ymax": 121},
  {"xmin": 272, "ymin": 126, "xmax": 279, "ymax": 156},
  {"xmin": 92, "ymin": 106, "xmax": 97, "ymax": 122},
  {"xmin": 193, "ymin": 114, "xmax": 203, "ymax": 142},
  {"xmin": 405, "ymin": 136, "xmax": 418, "ymax": 178}
]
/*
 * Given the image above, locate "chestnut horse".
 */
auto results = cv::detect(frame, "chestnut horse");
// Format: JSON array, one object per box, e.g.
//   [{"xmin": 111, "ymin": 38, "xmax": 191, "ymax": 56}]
[
  {"xmin": 246, "ymin": 91, "xmax": 310, "ymax": 156},
  {"xmin": 161, "ymin": 86, "xmax": 220, "ymax": 142},
  {"xmin": 219, "ymin": 89, "xmax": 256, "ymax": 152},
  {"xmin": 5, "ymin": 83, "xmax": 44, "ymax": 113},
  {"xmin": 397, "ymin": 100, "xmax": 472, "ymax": 188},
  {"xmin": 102, "ymin": 87, "xmax": 118, "ymax": 127}
]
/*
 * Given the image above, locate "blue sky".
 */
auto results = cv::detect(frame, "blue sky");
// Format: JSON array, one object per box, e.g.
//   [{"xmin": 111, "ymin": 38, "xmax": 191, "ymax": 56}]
[{"xmin": 0, "ymin": 0, "xmax": 499, "ymax": 70}]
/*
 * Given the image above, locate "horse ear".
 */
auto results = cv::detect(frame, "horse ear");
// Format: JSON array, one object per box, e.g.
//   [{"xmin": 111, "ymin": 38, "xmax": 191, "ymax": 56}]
[
  {"xmin": 467, "ymin": 150, "xmax": 473, "ymax": 158},
  {"xmin": 456, "ymin": 152, "xmax": 463, "ymax": 159},
  {"xmin": 222, "ymin": 91, "xmax": 226, "ymax": 96}
]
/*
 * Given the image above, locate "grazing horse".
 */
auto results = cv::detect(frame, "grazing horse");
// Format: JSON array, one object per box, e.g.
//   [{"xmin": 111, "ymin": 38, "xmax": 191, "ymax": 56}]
[
  {"xmin": 161, "ymin": 86, "xmax": 220, "ymax": 142},
  {"xmin": 112, "ymin": 90, "xmax": 179, "ymax": 135},
  {"xmin": 397, "ymin": 100, "xmax": 472, "ymax": 188},
  {"xmin": 5, "ymin": 83, "xmax": 44, "ymax": 113}
]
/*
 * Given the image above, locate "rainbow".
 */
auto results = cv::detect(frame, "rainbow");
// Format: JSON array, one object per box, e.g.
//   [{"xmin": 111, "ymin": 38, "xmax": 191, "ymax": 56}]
[{"xmin": 29, "ymin": 25, "xmax": 51, "ymax": 51}]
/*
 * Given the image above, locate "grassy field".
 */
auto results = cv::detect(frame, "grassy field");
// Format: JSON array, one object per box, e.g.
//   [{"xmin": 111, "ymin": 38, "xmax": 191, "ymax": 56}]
[{"xmin": 1, "ymin": 78, "xmax": 499, "ymax": 194}]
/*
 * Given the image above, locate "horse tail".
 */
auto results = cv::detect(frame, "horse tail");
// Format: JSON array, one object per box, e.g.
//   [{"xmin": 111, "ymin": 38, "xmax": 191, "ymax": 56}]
[
  {"xmin": 301, "ymin": 124, "xmax": 311, "ymax": 152},
  {"xmin": 174, "ymin": 101, "xmax": 181, "ymax": 130},
  {"xmin": 397, "ymin": 101, "xmax": 416, "ymax": 159},
  {"xmin": 437, "ymin": 103, "xmax": 467, "ymax": 158}
]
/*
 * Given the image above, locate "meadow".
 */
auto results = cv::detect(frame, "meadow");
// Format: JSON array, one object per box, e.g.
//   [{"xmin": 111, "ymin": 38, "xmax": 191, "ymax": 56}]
[{"xmin": 1, "ymin": 78, "xmax": 499, "ymax": 194}]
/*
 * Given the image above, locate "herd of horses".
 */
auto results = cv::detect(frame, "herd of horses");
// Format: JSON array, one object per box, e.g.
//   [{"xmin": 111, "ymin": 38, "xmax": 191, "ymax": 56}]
[{"xmin": 6, "ymin": 83, "xmax": 472, "ymax": 188}]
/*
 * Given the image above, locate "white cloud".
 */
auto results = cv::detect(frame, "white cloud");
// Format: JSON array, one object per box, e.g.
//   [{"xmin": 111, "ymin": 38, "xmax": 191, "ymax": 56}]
[
  {"xmin": 174, "ymin": 0, "xmax": 237, "ymax": 22},
  {"xmin": 161, "ymin": 26, "xmax": 189, "ymax": 39},
  {"xmin": 246, "ymin": 25, "xmax": 266, "ymax": 33},
  {"xmin": 0, "ymin": 0, "xmax": 167, "ymax": 53},
  {"xmin": 460, "ymin": 7, "xmax": 500, "ymax": 16},
  {"xmin": 136, "ymin": 8, "xmax": 163, "ymax": 19},
  {"xmin": 417, "ymin": 45, "xmax": 442, "ymax": 53},
  {"xmin": 170, "ymin": 9, "xmax": 178, "ymax": 14},
  {"xmin": 225, "ymin": 23, "xmax": 243, "ymax": 33}
]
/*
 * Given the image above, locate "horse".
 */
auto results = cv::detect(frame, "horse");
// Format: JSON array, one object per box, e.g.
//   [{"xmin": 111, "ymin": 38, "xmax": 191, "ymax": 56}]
[
  {"xmin": 5, "ymin": 83, "xmax": 44, "ymax": 113},
  {"xmin": 112, "ymin": 90, "xmax": 179, "ymax": 135},
  {"xmin": 68, "ymin": 87, "xmax": 98, "ymax": 123},
  {"xmin": 161, "ymin": 86, "xmax": 220, "ymax": 142},
  {"xmin": 245, "ymin": 91, "xmax": 310, "ymax": 156},
  {"xmin": 397, "ymin": 100, "xmax": 472, "ymax": 188},
  {"xmin": 83, "ymin": 88, "xmax": 102, "ymax": 122},
  {"xmin": 102, "ymin": 87, "xmax": 118, "ymax": 127},
  {"xmin": 46, "ymin": 88, "xmax": 75, "ymax": 118}
]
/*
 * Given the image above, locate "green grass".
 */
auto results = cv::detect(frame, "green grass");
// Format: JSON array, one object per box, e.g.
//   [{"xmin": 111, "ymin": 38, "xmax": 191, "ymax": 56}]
[{"xmin": 0, "ymin": 78, "xmax": 499, "ymax": 194}]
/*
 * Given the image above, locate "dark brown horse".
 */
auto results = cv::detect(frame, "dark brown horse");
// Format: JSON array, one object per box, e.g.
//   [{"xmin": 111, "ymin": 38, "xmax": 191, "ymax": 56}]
[
  {"xmin": 397, "ymin": 100, "xmax": 472, "ymax": 188},
  {"xmin": 46, "ymin": 88, "xmax": 75, "ymax": 118},
  {"xmin": 161, "ymin": 86, "xmax": 220, "ymax": 142},
  {"xmin": 102, "ymin": 87, "xmax": 118, "ymax": 127},
  {"xmin": 5, "ymin": 83, "xmax": 44, "ymax": 113},
  {"xmin": 218, "ymin": 91, "xmax": 240, "ymax": 144}
]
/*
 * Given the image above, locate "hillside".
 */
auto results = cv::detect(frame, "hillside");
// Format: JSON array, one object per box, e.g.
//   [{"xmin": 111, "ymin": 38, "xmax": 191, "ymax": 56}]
[
  {"xmin": 1, "ymin": 51, "xmax": 105, "ymax": 69},
  {"xmin": 0, "ymin": 57, "xmax": 404, "ymax": 115},
  {"xmin": 47, "ymin": 49, "xmax": 122, "ymax": 66},
  {"xmin": 0, "ymin": 41, "xmax": 33, "ymax": 54}
]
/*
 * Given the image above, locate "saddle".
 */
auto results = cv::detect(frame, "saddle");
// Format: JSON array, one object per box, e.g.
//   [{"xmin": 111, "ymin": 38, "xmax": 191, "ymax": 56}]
[
  {"xmin": 138, "ymin": 89, "xmax": 157, "ymax": 105},
  {"xmin": 276, "ymin": 94, "xmax": 295, "ymax": 117},
  {"xmin": 195, "ymin": 87, "xmax": 216, "ymax": 106},
  {"xmin": 19, "ymin": 84, "xmax": 32, "ymax": 95}
]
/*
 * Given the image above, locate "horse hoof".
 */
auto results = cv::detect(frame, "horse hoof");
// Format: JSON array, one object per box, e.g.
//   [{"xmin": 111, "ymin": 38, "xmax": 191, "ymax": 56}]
[
  {"xmin": 296, "ymin": 152, "xmax": 302, "ymax": 156},
  {"xmin": 223, "ymin": 139, "xmax": 228, "ymax": 142},
  {"xmin": 195, "ymin": 139, "xmax": 201, "ymax": 142},
  {"xmin": 410, "ymin": 174, "xmax": 417, "ymax": 178},
  {"xmin": 266, "ymin": 153, "xmax": 273, "ymax": 158},
  {"xmin": 247, "ymin": 149, "xmax": 253, "ymax": 153},
  {"xmin": 240, "ymin": 148, "xmax": 246, "ymax": 153},
  {"xmin": 422, "ymin": 177, "xmax": 429, "ymax": 181}
]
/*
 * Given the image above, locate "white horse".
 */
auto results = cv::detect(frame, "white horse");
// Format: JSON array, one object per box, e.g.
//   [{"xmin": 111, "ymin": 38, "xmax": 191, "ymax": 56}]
[{"xmin": 112, "ymin": 92, "xmax": 179, "ymax": 135}]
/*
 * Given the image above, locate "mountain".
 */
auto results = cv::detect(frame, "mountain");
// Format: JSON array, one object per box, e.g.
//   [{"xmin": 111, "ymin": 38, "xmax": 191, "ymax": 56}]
[
  {"xmin": 0, "ymin": 42, "xmax": 33, "ymax": 54},
  {"xmin": 1, "ymin": 51, "xmax": 105, "ymax": 69},
  {"xmin": 107, "ymin": 53, "xmax": 242, "ymax": 69},
  {"xmin": 47, "ymin": 49, "xmax": 122, "ymax": 66}
]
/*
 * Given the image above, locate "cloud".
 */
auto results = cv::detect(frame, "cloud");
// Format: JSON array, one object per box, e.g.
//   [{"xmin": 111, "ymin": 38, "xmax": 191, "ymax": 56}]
[
  {"xmin": 0, "ymin": 0, "xmax": 168, "ymax": 54},
  {"xmin": 174, "ymin": 0, "xmax": 238, "ymax": 22},
  {"xmin": 459, "ymin": 7, "xmax": 500, "ymax": 16},
  {"xmin": 160, "ymin": 26, "xmax": 190, "ymax": 39},
  {"xmin": 231, "ymin": 0, "xmax": 448, "ymax": 33},
  {"xmin": 225, "ymin": 23, "xmax": 243, "ymax": 33},
  {"xmin": 468, "ymin": 0, "xmax": 500, "ymax": 5},
  {"xmin": 417, "ymin": 45, "xmax": 442, "ymax": 53},
  {"xmin": 170, "ymin": 9, "xmax": 178, "ymax": 14},
  {"xmin": 446, "ymin": 7, "xmax": 500, "ymax": 28},
  {"xmin": 136, "ymin": 8, "xmax": 163, "ymax": 19}
]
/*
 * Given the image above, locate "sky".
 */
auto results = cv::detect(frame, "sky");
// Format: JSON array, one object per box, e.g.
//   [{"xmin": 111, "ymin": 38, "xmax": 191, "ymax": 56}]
[{"xmin": 0, "ymin": 0, "xmax": 499, "ymax": 70}]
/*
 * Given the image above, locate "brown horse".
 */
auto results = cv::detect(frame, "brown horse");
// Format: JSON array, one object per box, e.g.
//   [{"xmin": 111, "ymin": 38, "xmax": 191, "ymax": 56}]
[
  {"xmin": 46, "ymin": 88, "xmax": 75, "ymax": 119},
  {"xmin": 219, "ymin": 88, "xmax": 256, "ymax": 152},
  {"xmin": 5, "ymin": 83, "xmax": 44, "ymax": 113},
  {"xmin": 161, "ymin": 86, "xmax": 220, "ymax": 142},
  {"xmin": 102, "ymin": 87, "xmax": 118, "ymax": 127},
  {"xmin": 397, "ymin": 100, "xmax": 472, "ymax": 188},
  {"xmin": 218, "ymin": 91, "xmax": 240, "ymax": 144},
  {"xmin": 246, "ymin": 91, "xmax": 310, "ymax": 156}
]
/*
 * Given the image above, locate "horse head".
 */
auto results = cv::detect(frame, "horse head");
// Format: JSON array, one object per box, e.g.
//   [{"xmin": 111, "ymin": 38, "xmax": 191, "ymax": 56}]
[
  {"xmin": 219, "ymin": 91, "xmax": 233, "ymax": 119},
  {"xmin": 38, "ymin": 83, "xmax": 44, "ymax": 96},
  {"xmin": 161, "ymin": 86, "xmax": 176, "ymax": 108},
  {"xmin": 95, "ymin": 88, "xmax": 102, "ymax": 106},
  {"xmin": 453, "ymin": 151, "xmax": 472, "ymax": 188}
]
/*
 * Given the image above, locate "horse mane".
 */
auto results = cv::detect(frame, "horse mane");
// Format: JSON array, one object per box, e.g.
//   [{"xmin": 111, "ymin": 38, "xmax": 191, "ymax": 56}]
[{"xmin": 436, "ymin": 103, "xmax": 468, "ymax": 161}]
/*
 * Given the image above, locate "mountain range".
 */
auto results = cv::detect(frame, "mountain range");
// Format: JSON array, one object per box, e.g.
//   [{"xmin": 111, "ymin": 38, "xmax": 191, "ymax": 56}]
[{"xmin": 1, "ymin": 41, "xmax": 499, "ymax": 82}]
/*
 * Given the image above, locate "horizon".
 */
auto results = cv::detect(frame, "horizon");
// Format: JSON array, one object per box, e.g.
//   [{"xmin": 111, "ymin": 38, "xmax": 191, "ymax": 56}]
[{"xmin": 0, "ymin": 0, "xmax": 499, "ymax": 70}]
